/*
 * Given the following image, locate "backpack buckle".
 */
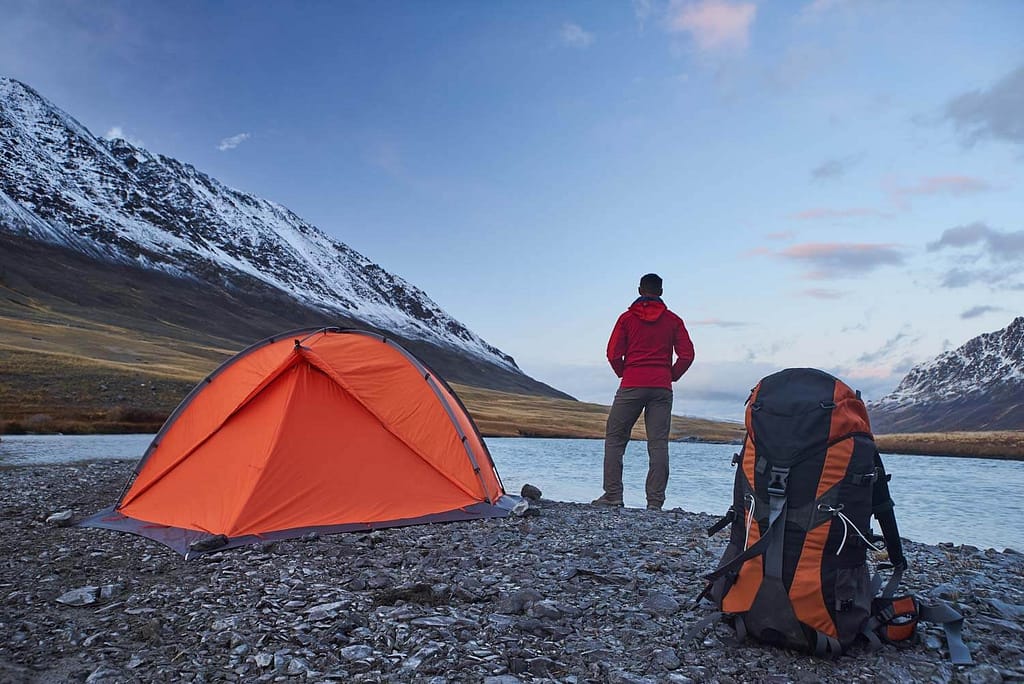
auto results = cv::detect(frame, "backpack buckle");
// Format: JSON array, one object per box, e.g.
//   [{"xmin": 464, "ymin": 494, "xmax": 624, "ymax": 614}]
[{"xmin": 767, "ymin": 466, "xmax": 789, "ymax": 497}]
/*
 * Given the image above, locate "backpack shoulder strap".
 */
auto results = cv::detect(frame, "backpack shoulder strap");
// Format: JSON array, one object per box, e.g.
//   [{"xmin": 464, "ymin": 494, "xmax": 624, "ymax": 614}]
[{"xmin": 871, "ymin": 448, "xmax": 907, "ymax": 588}]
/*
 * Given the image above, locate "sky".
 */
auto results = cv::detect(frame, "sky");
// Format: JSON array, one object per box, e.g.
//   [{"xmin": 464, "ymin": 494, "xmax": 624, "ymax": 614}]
[{"xmin": 2, "ymin": 0, "xmax": 1022, "ymax": 419}]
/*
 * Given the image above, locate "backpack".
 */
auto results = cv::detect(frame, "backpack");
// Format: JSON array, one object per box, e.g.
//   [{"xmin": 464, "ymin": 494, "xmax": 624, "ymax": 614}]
[{"xmin": 694, "ymin": 368, "xmax": 971, "ymax": 663}]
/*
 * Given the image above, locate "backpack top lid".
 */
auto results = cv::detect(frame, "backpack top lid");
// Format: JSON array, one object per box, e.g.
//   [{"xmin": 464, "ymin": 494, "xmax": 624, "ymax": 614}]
[{"xmin": 746, "ymin": 368, "xmax": 873, "ymax": 468}]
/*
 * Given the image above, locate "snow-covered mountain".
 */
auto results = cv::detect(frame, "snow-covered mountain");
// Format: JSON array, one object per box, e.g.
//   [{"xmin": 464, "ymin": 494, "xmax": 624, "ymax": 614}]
[
  {"xmin": 0, "ymin": 77, "xmax": 565, "ymax": 396},
  {"xmin": 869, "ymin": 317, "xmax": 1024, "ymax": 432}
]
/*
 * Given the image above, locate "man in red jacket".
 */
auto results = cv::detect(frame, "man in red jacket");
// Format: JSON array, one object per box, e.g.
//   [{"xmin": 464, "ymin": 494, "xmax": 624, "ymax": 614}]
[{"xmin": 593, "ymin": 273, "xmax": 695, "ymax": 510}]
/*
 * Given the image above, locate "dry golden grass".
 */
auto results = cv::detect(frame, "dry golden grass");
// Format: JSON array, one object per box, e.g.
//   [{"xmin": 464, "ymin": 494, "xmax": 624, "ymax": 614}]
[
  {"xmin": 875, "ymin": 431, "xmax": 1024, "ymax": 460},
  {"xmin": 451, "ymin": 383, "xmax": 744, "ymax": 442},
  {"xmin": 0, "ymin": 313, "xmax": 744, "ymax": 442},
  {"xmin": 0, "ymin": 313, "xmax": 235, "ymax": 377},
  {"xmin": 3, "ymin": 312, "xmax": 1017, "ymax": 456},
  {"xmin": 0, "ymin": 347, "xmax": 197, "ymax": 433}
]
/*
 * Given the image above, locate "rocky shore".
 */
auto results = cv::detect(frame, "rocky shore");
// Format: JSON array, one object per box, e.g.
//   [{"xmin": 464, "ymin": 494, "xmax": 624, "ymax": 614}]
[{"xmin": 1, "ymin": 461, "xmax": 1022, "ymax": 683}]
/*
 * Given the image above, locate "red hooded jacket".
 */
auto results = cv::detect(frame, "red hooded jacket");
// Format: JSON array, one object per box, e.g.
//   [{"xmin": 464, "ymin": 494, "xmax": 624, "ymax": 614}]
[{"xmin": 607, "ymin": 297, "xmax": 695, "ymax": 389}]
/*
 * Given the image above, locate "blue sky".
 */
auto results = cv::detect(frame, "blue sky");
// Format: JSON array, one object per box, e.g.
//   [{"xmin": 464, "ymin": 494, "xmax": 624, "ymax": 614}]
[{"xmin": 2, "ymin": 0, "xmax": 1022, "ymax": 418}]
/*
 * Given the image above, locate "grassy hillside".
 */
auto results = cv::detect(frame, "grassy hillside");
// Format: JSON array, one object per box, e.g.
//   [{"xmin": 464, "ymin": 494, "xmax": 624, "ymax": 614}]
[
  {"xmin": 0, "ymin": 345, "xmax": 745, "ymax": 442},
  {"xmin": 444, "ymin": 384, "xmax": 743, "ymax": 442},
  {"xmin": 1, "ymin": 292, "xmax": 1019, "ymax": 458},
  {"xmin": 0, "ymin": 234, "xmax": 572, "ymax": 400},
  {"xmin": 0, "ymin": 307, "xmax": 744, "ymax": 441}
]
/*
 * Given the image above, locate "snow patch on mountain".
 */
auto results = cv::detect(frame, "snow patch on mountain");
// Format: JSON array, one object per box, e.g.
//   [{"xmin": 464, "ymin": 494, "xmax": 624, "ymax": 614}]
[
  {"xmin": 0, "ymin": 76, "xmax": 516, "ymax": 370},
  {"xmin": 873, "ymin": 316, "xmax": 1024, "ymax": 407}
]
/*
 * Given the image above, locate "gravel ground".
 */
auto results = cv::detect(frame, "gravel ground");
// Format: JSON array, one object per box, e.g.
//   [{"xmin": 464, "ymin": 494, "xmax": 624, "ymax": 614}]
[{"xmin": 1, "ymin": 460, "xmax": 1022, "ymax": 683}]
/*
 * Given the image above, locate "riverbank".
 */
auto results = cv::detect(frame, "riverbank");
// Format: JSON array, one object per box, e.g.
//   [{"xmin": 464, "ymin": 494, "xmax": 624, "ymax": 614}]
[
  {"xmin": 2, "ymin": 461, "xmax": 1022, "ymax": 683},
  {"xmin": 3, "ymin": 343, "xmax": 1021, "ymax": 458},
  {"xmin": 3, "ymin": 414, "xmax": 1022, "ymax": 461},
  {"xmin": 874, "ymin": 431, "xmax": 1024, "ymax": 460}
]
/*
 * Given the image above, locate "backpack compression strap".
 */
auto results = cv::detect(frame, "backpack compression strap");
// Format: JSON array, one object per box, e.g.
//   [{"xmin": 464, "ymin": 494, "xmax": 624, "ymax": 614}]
[
  {"xmin": 865, "ymin": 595, "xmax": 972, "ymax": 665},
  {"xmin": 920, "ymin": 599, "xmax": 972, "ymax": 665},
  {"xmin": 703, "ymin": 466, "xmax": 791, "ymax": 584}
]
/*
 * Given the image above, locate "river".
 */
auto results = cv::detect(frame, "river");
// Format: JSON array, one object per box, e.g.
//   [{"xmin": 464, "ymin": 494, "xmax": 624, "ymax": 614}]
[{"xmin": 2, "ymin": 434, "xmax": 1021, "ymax": 551}]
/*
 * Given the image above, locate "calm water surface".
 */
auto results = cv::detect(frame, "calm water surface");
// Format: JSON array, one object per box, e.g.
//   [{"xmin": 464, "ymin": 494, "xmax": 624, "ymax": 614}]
[
  {"xmin": 490, "ymin": 438, "xmax": 1024, "ymax": 552},
  {"xmin": 2, "ymin": 434, "xmax": 1021, "ymax": 551}
]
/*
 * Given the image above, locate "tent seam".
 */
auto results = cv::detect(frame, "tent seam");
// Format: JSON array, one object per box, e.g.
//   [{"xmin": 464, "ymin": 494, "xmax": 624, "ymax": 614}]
[
  {"xmin": 119, "ymin": 353, "xmax": 303, "ymax": 508},
  {"xmin": 297, "ymin": 345, "xmax": 483, "ymax": 502}
]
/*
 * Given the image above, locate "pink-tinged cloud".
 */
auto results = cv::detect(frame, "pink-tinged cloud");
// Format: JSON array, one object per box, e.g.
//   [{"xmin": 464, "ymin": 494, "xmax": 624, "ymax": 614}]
[
  {"xmin": 790, "ymin": 207, "xmax": 881, "ymax": 220},
  {"xmin": 667, "ymin": 0, "xmax": 757, "ymax": 53},
  {"xmin": 799, "ymin": 288, "xmax": 846, "ymax": 299},
  {"xmin": 779, "ymin": 242, "xmax": 905, "ymax": 279},
  {"xmin": 742, "ymin": 246, "xmax": 773, "ymax": 257},
  {"xmin": 802, "ymin": 0, "xmax": 848, "ymax": 17},
  {"xmin": 766, "ymin": 230, "xmax": 796, "ymax": 240},
  {"xmin": 891, "ymin": 175, "xmax": 992, "ymax": 197}
]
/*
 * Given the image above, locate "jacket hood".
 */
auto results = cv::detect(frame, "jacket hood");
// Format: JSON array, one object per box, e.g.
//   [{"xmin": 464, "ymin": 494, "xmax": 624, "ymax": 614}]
[{"xmin": 629, "ymin": 296, "xmax": 666, "ymax": 323}]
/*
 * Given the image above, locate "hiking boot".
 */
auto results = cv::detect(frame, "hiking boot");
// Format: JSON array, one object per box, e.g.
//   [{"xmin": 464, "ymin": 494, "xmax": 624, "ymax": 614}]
[
  {"xmin": 646, "ymin": 503, "xmax": 662, "ymax": 511},
  {"xmin": 591, "ymin": 494, "xmax": 624, "ymax": 507}
]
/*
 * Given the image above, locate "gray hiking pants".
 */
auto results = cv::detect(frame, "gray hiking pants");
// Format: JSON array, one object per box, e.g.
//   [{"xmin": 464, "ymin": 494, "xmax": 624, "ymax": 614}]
[{"xmin": 603, "ymin": 386, "xmax": 673, "ymax": 507}]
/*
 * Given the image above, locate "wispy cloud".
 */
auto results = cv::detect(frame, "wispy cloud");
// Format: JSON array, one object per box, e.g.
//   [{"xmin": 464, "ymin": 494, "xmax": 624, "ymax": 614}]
[
  {"xmin": 793, "ymin": 174, "xmax": 992, "ymax": 220},
  {"xmin": 768, "ymin": 44, "xmax": 838, "ymax": 92},
  {"xmin": 799, "ymin": 287, "xmax": 846, "ymax": 299},
  {"xmin": 560, "ymin": 22, "xmax": 595, "ymax": 48},
  {"xmin": 811, "ymin": 155, "xmax": 858, "ymax": 181},
  {"xmin": 937, "ymin": 267, "xmax": 1022, "ymax": 289},
  {"xmin": 857, "ymin": 332, "xmax": 912, "ymax": 365},
  {"xmin": 365, "ymin": 140, "xmax": 405, "ymax": 177},
  {"xmin": 692, "ymin": 318, "xmax": 748, "ymax": 327},
  {"xmin": 791, "ymin": 207, "xmax": 883, "ymax": 221},
  {"xmin": 836, "ymin": 358, "xmax": 915, "ymax": 402},
  {"xmin": 217, "ymin": 132, "xmax": 251, "ymax": 151},
  {"xmin": 944, "ymin": 64, "xmax": 1024, "ymax": 148},
  {"xmin": 887, "ymin": 175, "xmax": 992, "ymax": 207},
  {"xmin": 766, "ymin": 231, "xmax": 796, "ymax": 241},
  {"xmin": 928, "ymin": 222, "xmax": 1024, "ymax": 290},
  {"xmin": 103, "ymin": 126, "xmax": 144, "ymax": 147},
  {"xmin": 927, "ymin": 221, "xmax": 1024, "ymax": 261},
  {"xmin": 672, "ymin": 360, "xmax": 781, "ymax": 419},
  {"xmin": 666, "ymin": 0, "xmax": 757, "ymax": 54},
  {"xmin": 961, "ymin": 305, "xmax": 1002, "ymax": 320},
  {"xmin": 633, "ymin": 0, "xmax": 654, "ymax": 31},
  {"xmin": 776, "ymin": 242, "xmax": 905, "ymax": 279},
  {"xmin": 800, "ymin": 0, "xmax": 849, "ymax": 17}
]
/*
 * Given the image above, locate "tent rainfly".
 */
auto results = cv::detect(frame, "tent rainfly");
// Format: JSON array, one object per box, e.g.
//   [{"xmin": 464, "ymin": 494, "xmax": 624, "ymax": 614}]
[{"xmin": 81, "ymin": 328, "xmax": 521, "ymax": 556}]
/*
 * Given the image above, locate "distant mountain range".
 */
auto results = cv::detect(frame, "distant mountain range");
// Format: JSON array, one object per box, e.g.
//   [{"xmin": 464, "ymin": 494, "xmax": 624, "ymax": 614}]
[
  {"xmin": 0, "ymin": 76, "xmax": 569, "ymax": 399},
  {"xmin": 869, "ymin": 316, "xmax": 1024, "ymax": 433}
]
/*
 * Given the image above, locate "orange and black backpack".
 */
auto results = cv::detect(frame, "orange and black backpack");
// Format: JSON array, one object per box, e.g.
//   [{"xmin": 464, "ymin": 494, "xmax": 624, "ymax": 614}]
[{"xmin": 694, "ymin": 368, "xmax": 971, "ymax": 663}]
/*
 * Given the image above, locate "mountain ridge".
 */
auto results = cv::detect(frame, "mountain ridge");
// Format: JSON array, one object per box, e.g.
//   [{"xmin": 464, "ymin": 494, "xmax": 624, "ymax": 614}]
[
  {"xmin": 869, "ymin": 316, "xmax": 1024, "ymax": 432},
  {"xmin": 0, "ymin": 76, "xmax": 569, "ymax": 400}
]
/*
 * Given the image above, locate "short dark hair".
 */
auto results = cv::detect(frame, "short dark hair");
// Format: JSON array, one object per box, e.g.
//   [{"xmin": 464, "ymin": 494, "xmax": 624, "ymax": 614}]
[{"xmin": 639, "ymin": 273, "xmax": 663, "ymax": 296}]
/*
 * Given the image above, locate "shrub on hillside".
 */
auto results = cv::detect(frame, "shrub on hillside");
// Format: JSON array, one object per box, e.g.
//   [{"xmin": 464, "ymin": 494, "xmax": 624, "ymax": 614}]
[{"xmin": 107, "ymin": 406, "xmax": 166, "ymax": 425}]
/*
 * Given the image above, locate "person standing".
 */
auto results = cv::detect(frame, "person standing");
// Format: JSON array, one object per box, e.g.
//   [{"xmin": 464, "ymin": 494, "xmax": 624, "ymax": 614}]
[{"xmin": 593, "ymin": 273, "xmax": 695, "ymax": 511}]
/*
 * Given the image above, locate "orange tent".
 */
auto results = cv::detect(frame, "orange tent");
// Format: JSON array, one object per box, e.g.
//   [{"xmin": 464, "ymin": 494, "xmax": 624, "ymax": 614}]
[{"xmin": 82, "ymin": 328, "xmax": 519, "ymax": 556}]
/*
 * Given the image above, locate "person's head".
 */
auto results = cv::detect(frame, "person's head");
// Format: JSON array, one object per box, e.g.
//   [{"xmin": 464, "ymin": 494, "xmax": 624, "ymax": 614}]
[{"xmin": 638, "ymin": 273, "xmax": 663, "ymax": 297}]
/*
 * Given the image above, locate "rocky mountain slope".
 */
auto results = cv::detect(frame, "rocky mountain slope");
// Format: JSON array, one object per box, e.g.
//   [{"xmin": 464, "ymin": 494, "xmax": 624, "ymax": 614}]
[
  {"xmin": 0, "ymin": 77, "xmax": 568, "ymax": 399},
  {"xmin": 869, "ymin": 316, "xmax": 1024, "ymax": 432}
]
